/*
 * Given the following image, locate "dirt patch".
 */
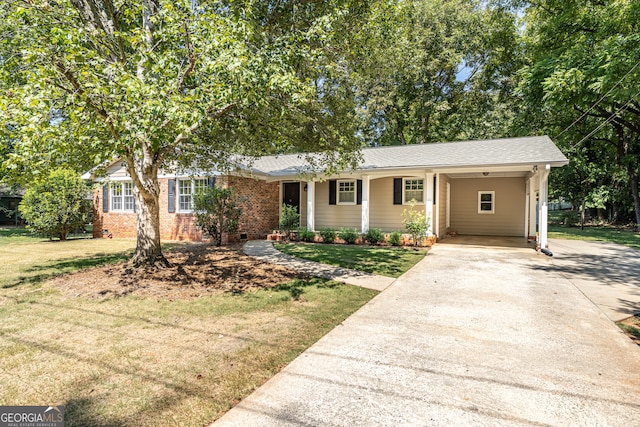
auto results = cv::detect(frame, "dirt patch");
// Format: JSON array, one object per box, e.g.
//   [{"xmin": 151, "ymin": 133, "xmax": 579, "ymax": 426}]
[{"xmin": 46, "ymin": 243, "xmax": 302, "ymax": 299}]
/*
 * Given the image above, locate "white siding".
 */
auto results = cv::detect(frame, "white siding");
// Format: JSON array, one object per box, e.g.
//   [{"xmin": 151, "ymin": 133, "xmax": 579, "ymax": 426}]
[{"xmin": 106, "ymin": 162, "xmax": 130, "ymax": 180}]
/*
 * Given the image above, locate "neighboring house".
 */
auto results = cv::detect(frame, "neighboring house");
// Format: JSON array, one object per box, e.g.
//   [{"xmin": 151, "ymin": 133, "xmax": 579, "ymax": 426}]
[
  {"xmin": 83, "ymin": 136, "xmax": 568, "ymax": 248},
  {"xmin": 0, "ymin": 185, "xmax": 24, "ymax": 226}
]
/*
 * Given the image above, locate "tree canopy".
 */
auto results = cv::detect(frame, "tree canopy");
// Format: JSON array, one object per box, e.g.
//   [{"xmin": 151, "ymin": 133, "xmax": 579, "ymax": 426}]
[
  {"xmin": 3, "ymin": 0, "xmax": 637, "ymax": 264},
  {"xmin": 1, "ymin": 0, "xmax": 364, "ymax": 265},
  {"xmin": 517, "ymin": 0, "xmax": 640, "ymax": 228},
  {"xmin": 349, "ymin": 0, "xmax": 520, "ymax": 146}
]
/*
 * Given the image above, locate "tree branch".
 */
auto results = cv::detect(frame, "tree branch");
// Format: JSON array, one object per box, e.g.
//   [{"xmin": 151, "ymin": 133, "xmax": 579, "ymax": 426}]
[
  {"xmin": 177, "ymin": 21, "xmax": 196, "ymax": 92},
  {"xmin": 54, "ymin": 61, "xmax": 120, "ymax": 140},
  {"xmin": 157, "ymin": 103, "xmax": 236, "ymax": 162}
]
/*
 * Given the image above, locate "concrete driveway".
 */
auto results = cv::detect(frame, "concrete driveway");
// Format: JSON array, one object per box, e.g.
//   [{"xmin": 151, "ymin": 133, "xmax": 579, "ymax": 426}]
[
  {"xmin": 214, "ymin": 242, "xmax": 640, "ymax": 426},
  {"xmin": 547, "ymin": 238, "xmax": 640, "ymax": 321}
]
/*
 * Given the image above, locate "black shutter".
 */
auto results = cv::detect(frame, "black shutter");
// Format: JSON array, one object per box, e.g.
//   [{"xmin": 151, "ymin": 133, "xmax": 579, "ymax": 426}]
[
  {"xmin": 433, "ymin": 176, "xmax": 437, "ymax": 205},
  {"xmin": 168, "ymin": 179, "xmax": 176, "ymax": 213},
  {"xmin": 357, "ymin": 180, "xmax": 363, "ymax": 205},
  {"xmin": 102, "ymin": 184, "xmax": 109, "ymax": 212},
  {"xmin": 393, "ymin": 178, "xmax": 403, "ymax": 205},
  {"xmin": 329, "ymin": 180, "xmax": 337, "ymax": 205},
  {"xmin": 208, "ymin": 176, "xmax": 216, "ymax": 188}
]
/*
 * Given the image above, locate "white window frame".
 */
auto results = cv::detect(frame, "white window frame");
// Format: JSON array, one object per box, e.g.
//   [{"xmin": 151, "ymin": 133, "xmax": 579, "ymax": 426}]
[
  {"xmin": 403, "ymin": 178, "xmax": 425, "ymax": 204},
  {"xmin": 478, "ymin": 191, "xmax": 495, "ymax": 214},
  {"xmin": 123, "ymin": 182, "xmax": 135, "ymax": 211},
  {"xmin": 337, "ymin": 179, "xmax": 356, "ymax": 205},
  {"xmin": 111, "ymin": 182, "xmax": 135, "ymax": 212},
  {"xmin": 177, "ymin": 178, "xmax": 208, "ymax": 212}
]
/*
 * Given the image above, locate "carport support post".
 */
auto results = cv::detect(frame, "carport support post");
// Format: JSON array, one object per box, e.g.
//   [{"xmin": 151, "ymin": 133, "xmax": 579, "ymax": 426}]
[
  {"xmin": 306, "ymin": 180, "xmax": 315, "ymax": 231},
  {"xmin": 525, "ymin": 179, "xmax": 531, "ymax": 239},
  {"xmin": 425, "ymin": 172, "xmax": 434, "ymax": 236},
  {"xmin": 361, "ymin": 175, "xmax": 370, "ymax": 233},
  {"xmin": 528, "ymin": 176, "xmax": 537, "ymax": 240},
  {"xmin": 538, "ymin": 164, "xmax": 550, "ymax": 249}
]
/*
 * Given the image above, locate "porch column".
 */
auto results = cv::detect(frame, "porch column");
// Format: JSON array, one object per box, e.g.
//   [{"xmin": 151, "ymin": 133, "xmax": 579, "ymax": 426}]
[
  {"xmin": 538, "ymin": 164, "xmax": 550, "ymax": 249},
  {"xmin": 425, "ymin": 172, "xmax": 434, "ymax": 236},
  {"xmin": 528, "ymin": 176, "xmax": 538, "ymax": 240},
  {"xmin": 361, "ymin": 175, "xmax": 370, "ymax": 233},
  {"xmin": 434, "ymin": 173, "xmax": 439, "ymax": 237},
  {"xmin": 524, "ymin": 179, "xmax": 530, "ymax": 239},
  {"xmin": 306, "ymin": 180, "xmax": 315, "ymax": 231}
]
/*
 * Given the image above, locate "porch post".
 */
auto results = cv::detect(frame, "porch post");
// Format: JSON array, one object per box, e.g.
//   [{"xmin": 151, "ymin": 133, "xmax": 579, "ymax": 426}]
[
  {"xmin": 434, "ymin": 173, "xmax": 439, "ymax": 237},
  {"xmin": 361, "ymin": 175, "xmax": 370, "ymax": 233},
  {"xmin": 538, "ymin": 164, "xmax": 550, "ymax": 249},
  {"xmin": 529, "ymin": 176, "xmax": 537, "ymax": 240},
  {"xmin": 425, "ymin": 172, "xmax": 434, "ymax": 236},
  {"xmin": 524, "ymin": 179, "xmax": 530, "ymax": 239},
  {"xmin": 306, "ymin": 180, "xmax": 315, "ymax": 231}
]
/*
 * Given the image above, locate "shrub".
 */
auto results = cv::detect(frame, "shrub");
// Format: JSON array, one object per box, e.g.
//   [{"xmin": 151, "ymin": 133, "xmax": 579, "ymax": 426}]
[
  {"xmin": 402, "ymin": 200, "xmax": 429, "ymax": 246},
  {"xmin": 364, "ymin": 228, "xmax": 384, "ymax": 245},
  {"xmin": 339, "ymin": 227, "xmax": 359, "ymax": 244},
  {"xmin": 297, "ymin": 227, "xmax": 316, "ymax": 242},
  {"xmin": 389, "ymin": 231, "xmax": 402, "ymax": 246},
  {"xmin": 193, "ymin": 186, "xmax": 242, "ymax": 246},
  {"xmin": 19, "ymin": 168, "xmax": 93, "ymax": 240},
  {"xmin": 279, "ymin": 204, "xmax": 300, "ymax": 239},
  {"xmin": 318, "ymin": 227, "xmax": 336, "ymax": 244}
]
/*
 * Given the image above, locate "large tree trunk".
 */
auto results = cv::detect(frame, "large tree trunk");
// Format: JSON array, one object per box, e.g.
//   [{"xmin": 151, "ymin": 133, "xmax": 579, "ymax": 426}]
[
  {"xmin": 126, "ymin": 151, "xmax": 170, "ymax": 268},
  {"xmin": 132, "ymin": 183, "xmax": 169, "ymax": 267}
]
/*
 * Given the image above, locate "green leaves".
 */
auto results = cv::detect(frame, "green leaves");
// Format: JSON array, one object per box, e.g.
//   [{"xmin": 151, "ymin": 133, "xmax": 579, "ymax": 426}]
[
  {"xmin": 349, "ymin": 0, "xmax": 519, "ymax": 145},
  {"xmin": 19, "ymin": 168, "xmax": 93, "ymax": 240},
  {"xmin": 518, "ymin": 0, "xmax": 640, "ymax": 227}
]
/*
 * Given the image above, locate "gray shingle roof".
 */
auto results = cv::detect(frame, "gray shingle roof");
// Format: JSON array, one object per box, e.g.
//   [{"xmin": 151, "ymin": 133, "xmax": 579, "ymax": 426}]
[{"xmin": 251, "ymin": 136, "xmax": 568, "ymax": 176}]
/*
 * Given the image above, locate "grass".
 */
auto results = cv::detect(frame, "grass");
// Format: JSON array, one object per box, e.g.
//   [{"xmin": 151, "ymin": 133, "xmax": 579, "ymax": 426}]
[
  {"xmin": 273, "ymin": 243, "xmax": 427, "ymax": 278},
  {"xmin": 0, "ymin": 229, "xmax": 377, "ymax": 426},
  {"xmin": 0, "ymin": 226, "xmax": 94, "ymax": 244},
  {"xmin": 617, "ymin": 322, "xmax": 640, "ymax": 343},
  {"xmin": 548, "ymin": 225, "xmax": 640, "ymax": 250}
]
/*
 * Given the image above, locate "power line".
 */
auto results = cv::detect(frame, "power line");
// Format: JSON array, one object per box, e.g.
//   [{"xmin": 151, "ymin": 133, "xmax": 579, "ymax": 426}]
[
  {"xmin": 555, "ymin": 58, "xmax": 640, "ymax": 139},
  {"xmin": 569, "ymin": 88, "xmax": 640, "ymax": 151}
]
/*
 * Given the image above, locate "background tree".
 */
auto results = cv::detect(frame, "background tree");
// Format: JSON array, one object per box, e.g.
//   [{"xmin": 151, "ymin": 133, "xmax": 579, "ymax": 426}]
[
  {"xmin": 349, "ymin": 0, "xmax": 520, "ymax": 146},
  {"xmin": 19, "ymin": 168, "xmax": 92, "ymax": 240},
  {"xmin": 516, "ymin": 0, "xmax": 640, "ymax": 230},
  {"xmin": 0, "ymin": 0, "xmax": 362, "ymax": 266}
]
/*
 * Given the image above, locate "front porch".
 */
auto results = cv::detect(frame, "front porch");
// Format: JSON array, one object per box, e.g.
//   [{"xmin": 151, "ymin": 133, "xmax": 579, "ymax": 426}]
[{"xmin": 275, "ymin": 164, "xmax": 553, "ymax": 249}]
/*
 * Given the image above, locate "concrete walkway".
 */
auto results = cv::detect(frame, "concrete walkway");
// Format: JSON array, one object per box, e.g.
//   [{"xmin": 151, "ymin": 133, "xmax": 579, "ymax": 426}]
[
  {"xmin": 243, "ymin": 240, "xmax": 395, "ymax": 291},
  {"xmin": 215, "ymin": 242, "xmax": 640, "ymax": 426},
  {"xmin": 547, "ymin": 238, "xmax": 640, "ymax": 321}
]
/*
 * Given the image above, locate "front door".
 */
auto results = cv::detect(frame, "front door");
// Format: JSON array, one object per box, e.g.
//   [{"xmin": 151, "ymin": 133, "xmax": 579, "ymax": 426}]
[{"xmin": 282, "ymin": 182, "xmax": 300, "ymax": 213}]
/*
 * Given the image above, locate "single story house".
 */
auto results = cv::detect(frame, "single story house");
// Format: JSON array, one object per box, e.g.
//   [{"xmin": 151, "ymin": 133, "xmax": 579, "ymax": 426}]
[{"xmin": 84, "ymin": 136, "xmax": 568, "ymax": 248}]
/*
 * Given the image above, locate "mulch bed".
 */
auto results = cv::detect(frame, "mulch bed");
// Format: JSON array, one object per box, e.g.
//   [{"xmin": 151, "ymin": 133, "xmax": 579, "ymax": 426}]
[{"xmin": 47, "ymin": 243, "xmax": 302, "ymax": 299}]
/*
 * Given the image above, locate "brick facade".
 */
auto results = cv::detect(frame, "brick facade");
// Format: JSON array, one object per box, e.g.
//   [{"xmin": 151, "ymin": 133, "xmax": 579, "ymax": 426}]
[{"xmin": 93, "ymin": 176, "xmax": 280, "ymax": 242}]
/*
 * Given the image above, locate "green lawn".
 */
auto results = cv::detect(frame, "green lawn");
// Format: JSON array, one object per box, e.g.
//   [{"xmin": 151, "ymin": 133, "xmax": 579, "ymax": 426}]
[
  {"xmin": 548, "ymin": 225, "xmax": 640, "ymax": 250},
  {"xmin": 0, "ymin": 229, "xmax": 377, "ymax": 426},
  {"xmin": 274, "ymin": 243, "xmax": 427, "ymax": 278}
]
